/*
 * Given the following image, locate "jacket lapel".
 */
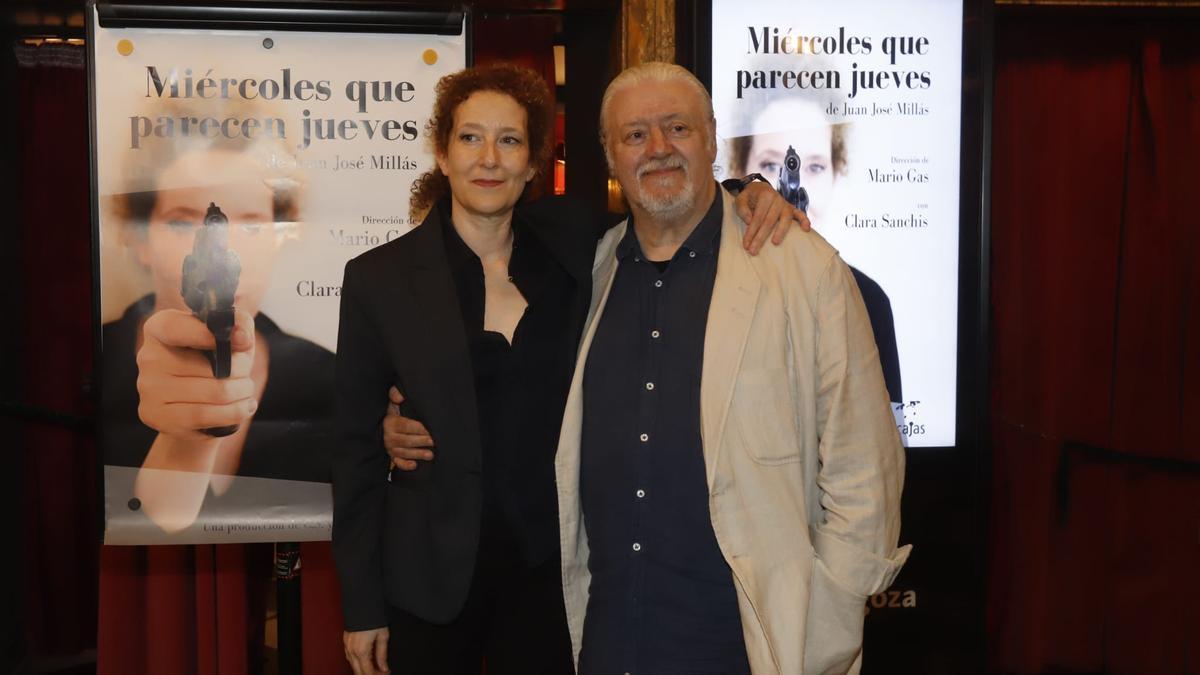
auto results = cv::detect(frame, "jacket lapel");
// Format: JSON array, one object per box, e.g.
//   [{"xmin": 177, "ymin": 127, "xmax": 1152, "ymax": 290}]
[
  {"xmin": 391, "ymin": 210, "xmax": 482, "ymax": 473},
  {"xmin": 700, "ymin": 193, "xmax": 762, "ymax": 489},
  {"xmin": 520, "ymin": 213, "xmax": 595, "ymax": 350},
  {"xmin": 522, "ymin": 214, "xmax": 594, "ymax": 291},
  {"xmin": 557, "ymin": 220, "xmax": 624, "ymax": 477},
  {"xmin": 555, "ymin": 221, "xmax": 624, "ymax": 660}
]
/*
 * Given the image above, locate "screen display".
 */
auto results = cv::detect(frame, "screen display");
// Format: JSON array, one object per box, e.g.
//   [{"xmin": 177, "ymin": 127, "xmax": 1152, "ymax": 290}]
[{"xmin": 711, "ymin": 0, "xmax": 963, "ymax": 446}]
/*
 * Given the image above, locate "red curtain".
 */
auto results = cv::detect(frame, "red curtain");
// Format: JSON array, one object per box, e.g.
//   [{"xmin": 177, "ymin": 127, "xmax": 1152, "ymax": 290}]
[
  {"xmin": 98, "ymin": 542, "xmax": 348, "ymax": 675},
  {"xmin": 988, "ymin": 14, "xmax": 1200, "ymax": 674},
  {"xmin": 17, "ymin": 43, "xmax": 98, "ymax": 662}
]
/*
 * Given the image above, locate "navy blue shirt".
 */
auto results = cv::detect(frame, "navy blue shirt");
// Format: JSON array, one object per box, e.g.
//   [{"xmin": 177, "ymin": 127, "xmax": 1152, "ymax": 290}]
[{"xmin": 579, "ymin": 187, "xmax": 751, "ymax": 675}]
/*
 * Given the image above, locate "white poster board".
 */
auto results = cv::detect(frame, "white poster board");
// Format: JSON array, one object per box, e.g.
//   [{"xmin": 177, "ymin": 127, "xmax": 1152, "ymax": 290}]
[{"xmin": 92, "ymin": 7, "xmax": 466, "ymax": 543}]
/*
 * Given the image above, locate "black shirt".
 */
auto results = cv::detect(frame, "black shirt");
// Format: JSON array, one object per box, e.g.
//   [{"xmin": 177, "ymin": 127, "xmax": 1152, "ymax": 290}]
[
  {"xmin": 578, "ymin": 188, "xmax": 751, "ymax": 675},
  {"xmin": 440, "ymin": 204, "xmax": 577, "ymax": 566}
]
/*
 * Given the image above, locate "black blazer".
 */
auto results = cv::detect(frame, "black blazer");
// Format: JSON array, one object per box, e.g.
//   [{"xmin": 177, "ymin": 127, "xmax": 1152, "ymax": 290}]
[{"xmin": 332, "ymin": 197, "xmax": 605, "ymax": 631}]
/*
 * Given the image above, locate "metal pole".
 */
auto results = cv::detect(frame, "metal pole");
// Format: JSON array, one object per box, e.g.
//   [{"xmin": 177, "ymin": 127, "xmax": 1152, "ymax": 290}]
[{"xmin": 274, "ymin": 542, "xmax": 302, "ymax": 675}]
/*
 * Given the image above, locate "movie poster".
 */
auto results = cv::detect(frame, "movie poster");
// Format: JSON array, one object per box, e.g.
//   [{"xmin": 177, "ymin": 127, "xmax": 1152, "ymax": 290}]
[
  {"xmin": 711, "ymin": 0, "xmax": 963, "ymax": 447},
  {"xmin": 91, "ymin": 8, "xmax": 466, "ymax": 543}
]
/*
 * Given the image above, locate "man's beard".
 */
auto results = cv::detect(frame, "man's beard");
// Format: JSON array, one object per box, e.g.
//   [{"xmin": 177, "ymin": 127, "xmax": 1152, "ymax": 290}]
[{"xmin": 628, "ymin": 155, "xmax": 696, "ymax": 220}]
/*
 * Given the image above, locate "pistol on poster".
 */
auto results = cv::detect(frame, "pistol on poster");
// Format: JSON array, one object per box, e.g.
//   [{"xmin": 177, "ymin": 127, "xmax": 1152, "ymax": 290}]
[
  {"xmin": 777, "ymin": 145, "xmax": 810, "ymax": 213},
  {"xmin": 181, "ymin": 202, "xmax": 243, "ymax": 437}
]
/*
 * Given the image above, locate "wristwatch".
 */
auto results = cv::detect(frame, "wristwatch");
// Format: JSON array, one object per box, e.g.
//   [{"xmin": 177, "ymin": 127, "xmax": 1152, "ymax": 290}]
[{"xmin": 721, "ymin": 172, "xmax": 771, "ymax": 194}]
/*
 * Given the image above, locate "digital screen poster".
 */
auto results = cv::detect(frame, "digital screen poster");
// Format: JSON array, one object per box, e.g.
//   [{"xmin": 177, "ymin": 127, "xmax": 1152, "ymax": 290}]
[
  {"xmin": 91, "ymin": 8, "xmax": 466, "ymax": 543},
  {"xmin": 711, "ymin": 0, "xmax": 963, "ymax": 447}
]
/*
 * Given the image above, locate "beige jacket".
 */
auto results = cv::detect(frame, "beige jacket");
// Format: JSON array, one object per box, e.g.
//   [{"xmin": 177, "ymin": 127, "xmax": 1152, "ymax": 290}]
[{"xmin": 555, "ymin": 190, "xmax": 911, "ymax": 675}]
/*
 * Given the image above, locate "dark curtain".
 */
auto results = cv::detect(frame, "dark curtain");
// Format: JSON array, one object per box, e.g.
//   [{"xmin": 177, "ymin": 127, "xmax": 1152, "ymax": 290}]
[
  {"xmin": 988, "ymin": 14, "xmax": 1200, "ymax": 674},
  {"xmin": 16, "ymin": 42, "xmax": 98, "ymax": 663}
]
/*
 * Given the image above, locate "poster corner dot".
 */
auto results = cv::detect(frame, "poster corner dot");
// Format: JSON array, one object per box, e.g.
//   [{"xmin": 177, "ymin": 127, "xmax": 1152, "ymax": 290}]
[
  {"xmin": 422, "ymin": 49, "xmax": 438, "ymax": 65},
  {"xmin": 116, "ymin": 39, "xmax": 134, "ymax": 56}
]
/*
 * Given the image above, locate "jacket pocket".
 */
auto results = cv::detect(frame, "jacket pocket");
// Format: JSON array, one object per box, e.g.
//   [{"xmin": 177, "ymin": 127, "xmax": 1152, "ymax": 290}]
[
  {"xmin": 803, "ymin": 555, "xmax": 867, "ymax": 675},
  {"xmin": 733, "ymin": 368, "xmax": 801, "ymax": 464}
]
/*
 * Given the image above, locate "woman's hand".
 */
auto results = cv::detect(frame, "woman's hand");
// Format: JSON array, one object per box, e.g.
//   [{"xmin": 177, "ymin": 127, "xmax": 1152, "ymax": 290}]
[
  {"xmin": 136, "ymin": 308, "xmax": 258, "ymax": 444},
  {"xmin": 734, "ymin": 181, "xmax": 812, "ymax": 255},
  {"xmin": 383, "ymin": 387, "xmax": 435, "ymax": 471},
  {"xmin": 344, "ymin": 627, "xmax": 390, "ymax": 675}
]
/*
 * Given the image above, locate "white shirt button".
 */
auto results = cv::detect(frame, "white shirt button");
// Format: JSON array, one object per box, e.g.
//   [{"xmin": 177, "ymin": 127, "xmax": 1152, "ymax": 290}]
[
  {"xmin": 632, "ymin": 543, "xmax": 642, "ymax": 552},
  {"xmin": 654, "ymin": 280, "xmax": 663, "ymax": 288},
  {"xmin": 651, "ymin": 330, "xmax": 661, "ymax": 339},
  {"xmin": 645, "ymin": 382, "xmax": 655, "ymax": 391},
  {"xmin": 639, "ymin": 433, "xmax": 649, "ymax": 442},
  {"xmin": 636, "ymin": 489, "xmax": 646, "ymax": 498}
]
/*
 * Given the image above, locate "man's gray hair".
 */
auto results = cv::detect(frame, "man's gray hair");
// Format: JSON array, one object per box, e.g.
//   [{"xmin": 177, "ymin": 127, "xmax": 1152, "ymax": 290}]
[{"xmin": 598, "ymin": 61, "xmax": 715, "ymax": 147}]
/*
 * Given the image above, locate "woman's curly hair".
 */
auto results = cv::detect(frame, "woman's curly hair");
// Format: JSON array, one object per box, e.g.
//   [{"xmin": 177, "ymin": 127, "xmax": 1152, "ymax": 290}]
[{"xmin": 409, "ymin": 64, "xmax": 554, "ymax": 220}]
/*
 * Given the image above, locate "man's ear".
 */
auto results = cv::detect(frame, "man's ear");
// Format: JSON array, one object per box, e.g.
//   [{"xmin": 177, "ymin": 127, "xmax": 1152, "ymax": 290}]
[{"xmin": 705, "ymin": 119, "xmax": 719, "ymax": 163}]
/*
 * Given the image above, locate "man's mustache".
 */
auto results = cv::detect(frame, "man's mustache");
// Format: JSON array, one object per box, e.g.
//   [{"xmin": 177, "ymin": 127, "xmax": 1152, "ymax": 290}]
[{"xmin": 637, "ymin": 156, "xmax": 688, "ymax": 180}]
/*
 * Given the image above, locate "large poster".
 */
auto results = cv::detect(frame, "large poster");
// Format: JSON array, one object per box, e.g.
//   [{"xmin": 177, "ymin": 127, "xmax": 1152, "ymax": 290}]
[
  {"xmin": 711, "ymin": 0, "xmax": 962, "ymax": 447},
  {"xmin": 92, "ymin": 8, "xmax": 466, "ymax": 544}
]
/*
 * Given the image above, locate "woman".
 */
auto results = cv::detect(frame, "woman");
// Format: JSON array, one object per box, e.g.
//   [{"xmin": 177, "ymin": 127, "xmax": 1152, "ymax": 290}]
[
  {"xmin": 333, "ymin": 64, "xmax": 799, "ymax": 675},
  {"xmin": 102, "ymin": 96, "xmax": 334, "ymax": 534}
]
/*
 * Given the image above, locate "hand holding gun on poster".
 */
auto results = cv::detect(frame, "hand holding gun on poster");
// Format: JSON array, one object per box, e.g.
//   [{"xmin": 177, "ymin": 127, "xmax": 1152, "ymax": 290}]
[{"xmin": 133, "ymin": 204, "xmax": 261, "ymax": 533}]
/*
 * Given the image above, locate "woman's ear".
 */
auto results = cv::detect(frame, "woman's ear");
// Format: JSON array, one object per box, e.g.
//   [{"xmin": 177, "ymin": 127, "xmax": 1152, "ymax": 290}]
[{"xmin": 434, "ymin": 149, "xmax": 449, "ymax": 177}]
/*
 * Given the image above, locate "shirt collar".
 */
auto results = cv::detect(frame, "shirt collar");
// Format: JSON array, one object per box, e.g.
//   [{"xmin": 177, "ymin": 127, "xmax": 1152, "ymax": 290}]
[
  {"xmin": 616, "ymin": 183, "xmax": 723, "ymax": 261},
  {"xmin": 439, "ymin": 198, "xmax": 531, "ymax": 271},
  {"xmin": 438, "ymin": 199, "xmax": 476, "ymax": 273}
]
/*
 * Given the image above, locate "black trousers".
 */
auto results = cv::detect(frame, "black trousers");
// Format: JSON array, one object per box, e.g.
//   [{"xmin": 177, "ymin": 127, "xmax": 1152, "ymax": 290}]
[{"xmin": 386, "ymin": 535, "xmax": 574, "ymax": 675}]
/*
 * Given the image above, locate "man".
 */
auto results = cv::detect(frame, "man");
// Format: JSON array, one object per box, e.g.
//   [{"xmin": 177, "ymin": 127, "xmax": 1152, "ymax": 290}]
[{"xmin": 550, "ymin": 62, "xmax": 909, "ymax": 675}]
